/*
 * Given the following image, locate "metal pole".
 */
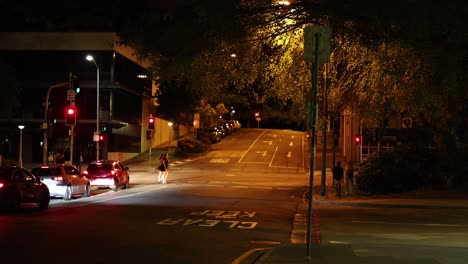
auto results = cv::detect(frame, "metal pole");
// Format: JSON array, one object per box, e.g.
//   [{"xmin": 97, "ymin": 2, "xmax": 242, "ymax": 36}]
[
  {"xmin": 69, "ymin": 72, "xmax": 74, "ymax": 165},
  {"xmin": 96, "ymin": 66, "xmax": 100, "ymax": 161},
  {"xmin": 43, "ymin": 82, "xmax": 68, "ymax": 164},
  {"xmin": 307, "ymin": 32, "xmax": 320, "ymax": 260},
  {"xmin": 19, "ymin": 127, "xmax": 24, "ymax": 167},
  {"xmin": 320, "ymin": 63, "xmax": 328, "ymax": 197},
  {"xmin": 149, "ymin": 136, "xmax": 152, "ymax": 167}
]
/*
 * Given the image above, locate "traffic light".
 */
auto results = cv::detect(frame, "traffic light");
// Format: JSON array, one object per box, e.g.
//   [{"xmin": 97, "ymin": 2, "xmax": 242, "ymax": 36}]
[
  {"xmin": 65, "ymin": 106, "xmax": 77, "ymax": 126},
  {"xmin": 72, "ymin": 76, "xmax": 80, "ymax": 94},
  {"xmin": 99, "ymin": 133, "xmax": 105, "ymax": 141},
  {"xmin": 148, "ymin": 117, "xmax": 155, "ymax": 130},
  {"xmin": 355, "ymin": 134, "xmax": 362, "ymax": 145},
  {"xmin": 254, "ymin": 112, "xmax": 260, "ymax": 118},
  {"xmin": 146, "ymin": 130, "xmax": 152, "ymax": 140}
]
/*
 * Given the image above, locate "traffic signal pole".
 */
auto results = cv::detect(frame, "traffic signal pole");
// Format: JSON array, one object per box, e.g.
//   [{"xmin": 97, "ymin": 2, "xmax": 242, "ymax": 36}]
[
  {"xmin": 68, "ymin": 72, "xmax": 75, "ymax": 165},
  {"xmin": 43, "ymin": 82, "xmax": 68, "ymax": 164}
]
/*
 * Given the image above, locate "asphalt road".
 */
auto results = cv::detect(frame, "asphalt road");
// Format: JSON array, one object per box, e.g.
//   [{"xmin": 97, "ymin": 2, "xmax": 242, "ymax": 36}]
[
  {"xmin": 315, "ymin": 204, "xmax": 468, "ymax": 264},
  {"xmin": 0, "ymin": 128, "xmax": 310, "ymax": 264},
  {"xmin": 3, "ymin": 128, "xmax": 466, "ymax": 264}
]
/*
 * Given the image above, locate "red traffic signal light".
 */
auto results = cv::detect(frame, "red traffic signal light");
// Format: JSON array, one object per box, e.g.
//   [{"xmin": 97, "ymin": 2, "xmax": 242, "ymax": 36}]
[
  {"xmin": 355, "ymin": 134, "xmax": 362, "ymax": 145},
  {"xmin": 65, "ymin": 106, "xmax": 77, "ymax": 126},
  {"xmin": 99, "ymin": 134, "xmax": 104, "ymax": 141},
  {"xmin": 148, "ymin": 117, "xmax": 155, "ymax": 130},
  {"xmin": 254, "ymin": 112, "xmax": 259, "ymax": 118}
]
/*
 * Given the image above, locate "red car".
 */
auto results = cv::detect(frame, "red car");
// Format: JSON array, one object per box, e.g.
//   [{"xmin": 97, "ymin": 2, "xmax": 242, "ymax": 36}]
[
  {"xmin": 83, "ymin": 160, "xmax": 130, "ymax": 191},
  {"xmin": 0, "ymin": 167, "xmax": 50, "ymax": 211}
]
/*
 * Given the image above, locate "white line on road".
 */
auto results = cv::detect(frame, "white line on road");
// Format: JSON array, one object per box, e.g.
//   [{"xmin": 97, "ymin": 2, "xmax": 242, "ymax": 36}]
[
  {"xmin": 352, "ymin": 220, "xmax": 468, "ymax": 227},
  {"xmin": 48, "ymin": 186, "xmax": 168, "ymax": 211}
]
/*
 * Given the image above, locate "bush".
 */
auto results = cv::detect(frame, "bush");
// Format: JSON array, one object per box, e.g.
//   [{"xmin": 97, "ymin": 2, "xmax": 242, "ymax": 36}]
[
  {"xmin": 174, "ymin": 136, "xmax": 210, "ymax": 157},
  {"xmin": 355, "ymin": 146, "xmax": 429, "ymax": 194}
]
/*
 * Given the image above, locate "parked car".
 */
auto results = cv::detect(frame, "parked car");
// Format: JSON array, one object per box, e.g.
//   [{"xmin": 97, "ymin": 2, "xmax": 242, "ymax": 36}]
[
  {"xmin": 31, "ymin": 164, "xmax": 90, "ymax": 200},
  {"xmin": 200, "ymin": 128, "xmax": 222, "ymax": 143},
  {"xmin": 83, "ymin": 160, "xmax": 130, "ymax": 191},
  {"xmin": 0, "ymin": 167, "xmax": 50, "ymax": 211}
]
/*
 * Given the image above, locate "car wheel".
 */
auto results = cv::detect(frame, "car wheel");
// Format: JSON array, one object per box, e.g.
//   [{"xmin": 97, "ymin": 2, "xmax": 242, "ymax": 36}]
[
  {"xmin": 124, "ymin": 177, "xmax": 129, "ymax": 189},
  {"xmin": 38, "ymin": 190, "xmax": 50, "ymax": 210},
  {"xmin": 112, "ymin": 179, "xmax": 119, "ymax": 192},
  {"xmin": 64, "ymin": 186, "xmax": 72, "ymax": 200},
  {"xmin": 83, "ymin": 184, "xmax": 91, "ymax": 197}
]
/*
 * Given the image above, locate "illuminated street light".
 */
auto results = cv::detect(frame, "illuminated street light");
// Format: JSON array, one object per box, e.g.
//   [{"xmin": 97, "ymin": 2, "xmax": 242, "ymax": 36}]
[
  {"xmin": 86, "ymin": 55, "xmax": 100, "ymax": 161},
  {"xmin": 168, "ymin": 122, "xmax": 173, "ymax": 152},
  {"xmin": 18, "ymin": 125, "xmax": 25, "ymax": 167}
]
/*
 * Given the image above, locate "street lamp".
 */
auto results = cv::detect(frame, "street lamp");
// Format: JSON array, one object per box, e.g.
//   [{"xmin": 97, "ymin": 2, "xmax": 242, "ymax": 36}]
[
  {"xmin": 168, "ymin": 122, "xmax": 173, "ymax": 152},
  {"xmin": 18, "ymin": 125, "xmax": 25, "ymax": 167},
  {"xmin": 86, "ymin": 55, "xmax": 100, "ymax": 161}
]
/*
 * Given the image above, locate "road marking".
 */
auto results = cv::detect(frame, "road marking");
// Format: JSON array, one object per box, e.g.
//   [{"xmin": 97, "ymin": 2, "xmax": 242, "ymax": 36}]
[
  {"xmin": 239, "ymin": 130, "xmax": 267, "ymax": 163},
  {"xmin": 232, "ymin": 186, "xmax": 249, "ymax": 188},
  {"xmin": 252, "ymin": 186, "xmax": 272, "ymax": 190},
  {"xmin": 157, "ymin": 210, "xmax": 258, "ymax": 229},
  {"xmin": 287, "ymin": 151, "xmax": 292, "ymax": 158},
  {"xmin": 210, "ymin": 158, "xmax": 230, "ymax": 163},
  {"xmin": 48, "ymin": 186, "xmax": 168, "ymax": 211},
  {"xmin": 256, "ymin": 151, "xmax": 267, "ymax": 156},
  {"xmin": 289, "ymin": 142, "xmax": 294, "ymax": 146},
  {"xmin": 352, "ymin": 220, "xmax": 468, "ymax": 227},
  {"xmin": 250, "ymin": 240, "xmax": 281, "ymax": 245},
  {"xmin": 231, "ymin": 247, "xmax": 271, "ymax": 264},
  {"xmin": 329, "ymin": 240, "xmax": 349, "ymax": 244},
  {"xmin": 187, "ymin": 181, "xmax": 206, "ymax": 184},
  {"xmin": 262, "ymin": 141, "xmax": 273, "ymax": 145}
]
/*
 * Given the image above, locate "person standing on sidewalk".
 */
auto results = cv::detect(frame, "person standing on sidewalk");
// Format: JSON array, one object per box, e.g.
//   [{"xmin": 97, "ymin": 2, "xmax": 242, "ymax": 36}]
[
  {"xmin": 333, "ymin": 161, "xmax": 344, "ymax": 197},
  {"xmin": 345, "ymin": 160, "xmax": 355, "ymax": 195}
]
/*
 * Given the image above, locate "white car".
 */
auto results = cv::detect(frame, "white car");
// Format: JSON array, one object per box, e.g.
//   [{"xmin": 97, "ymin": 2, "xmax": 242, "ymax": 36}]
[{"xmin": 31, "ymin": 164, "xmax": 91, "ymax": 200}]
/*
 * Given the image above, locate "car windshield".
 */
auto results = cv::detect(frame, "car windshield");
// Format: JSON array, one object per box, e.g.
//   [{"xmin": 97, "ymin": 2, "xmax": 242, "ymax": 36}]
[
  {"xmin": 87, "ymin": 163, "xmax": 112, "ymax": 171},
  {"xmin": 31, "ymin": 167, "xmax": 61, "ymax": 176}
]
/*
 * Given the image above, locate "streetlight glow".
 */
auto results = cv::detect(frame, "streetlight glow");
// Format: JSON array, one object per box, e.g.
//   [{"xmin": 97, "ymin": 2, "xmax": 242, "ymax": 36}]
[
  {"xmin": 18, "ymin": 125, "xmax": 25, "ymax": 167},
  {"xmin": 86, "ymin": 54, "xmax": 100, "ymax": 161},
  {"xmin": 168, "ymin": 122, "xmax": 173, "ymax": 152}
]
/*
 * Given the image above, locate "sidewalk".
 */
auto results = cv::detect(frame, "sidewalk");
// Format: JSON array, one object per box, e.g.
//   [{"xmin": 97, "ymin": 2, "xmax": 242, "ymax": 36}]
[{"xmin": 241, "ymin": 187, "xmax": 468, "ymax": 264}]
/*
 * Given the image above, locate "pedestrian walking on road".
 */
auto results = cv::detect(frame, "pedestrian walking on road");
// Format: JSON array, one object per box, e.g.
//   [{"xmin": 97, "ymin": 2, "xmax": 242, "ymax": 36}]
[
  {"xmin": 157, "ymin": 154, "xmax": 165, "ymax": 183},
  {"xmin": 333, "ymin": 161, "xmax": 344, "ymax": 197},
  {"xmin": 160, "ymin": 153, "xmax": 169, "ymax": 184},
  {"xmin": 157, "ymin": 153, "xmax": 169, "ymax": 184},
  {"xmin": 345, "ymin": 160, "xmax": 355, "ymax": 195}
]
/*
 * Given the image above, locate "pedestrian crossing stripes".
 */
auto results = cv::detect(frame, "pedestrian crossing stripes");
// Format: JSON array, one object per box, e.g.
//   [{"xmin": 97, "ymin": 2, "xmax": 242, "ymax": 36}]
[{"xmin": 209, "ymin": 158, "xmax": 230, "ymax": 163}]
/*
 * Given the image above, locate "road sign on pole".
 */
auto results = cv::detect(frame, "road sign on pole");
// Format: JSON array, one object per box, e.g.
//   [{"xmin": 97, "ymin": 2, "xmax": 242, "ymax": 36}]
[
  {"xmin": 67, "ymin": 89, "xmax": 76, "ymax": 101},
  {"xmin": 303, "ymin": 26, "xmax": 332, "ymax": 63}
]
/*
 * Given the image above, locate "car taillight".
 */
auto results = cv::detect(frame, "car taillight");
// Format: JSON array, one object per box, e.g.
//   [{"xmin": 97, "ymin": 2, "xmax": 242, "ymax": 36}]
[
  {"xmin": 52, "ymin": 176, "xmax": 64, "ymax": 181},
  {"xmin": 83, "ymin": 171, "xmax": 88, "ymax": 175},
  {"xmin": 0, "ymin": 183, "xmax": 4, "ymax": 189},
  {"xmin": 111, "ymin": 170, "xmax": 116, "ymax": 175}
]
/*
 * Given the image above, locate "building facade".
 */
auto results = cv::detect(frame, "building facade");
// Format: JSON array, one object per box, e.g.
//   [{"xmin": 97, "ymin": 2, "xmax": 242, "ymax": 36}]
[{"xmin": 0, "ymin": 32, "xmax": 159, "ymax": 165}]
